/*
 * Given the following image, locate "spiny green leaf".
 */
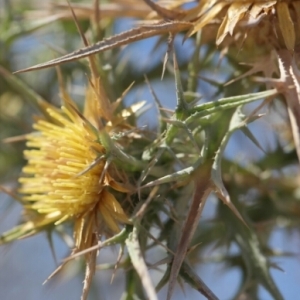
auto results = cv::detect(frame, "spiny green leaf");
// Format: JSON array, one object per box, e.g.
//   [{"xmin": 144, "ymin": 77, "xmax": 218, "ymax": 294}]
[
  {"xmin": 97, "ymin": 129, "xmax": 146, "ymax": 172},
  {"xmin": 164, "ymin": 51, "xmax": 191, "ymax": 146},
  {"xmin": 186, "ymin": 89, "xmax": 277, "ymax": 124},
  {"xmin": 219, "ymin": 202, "xmax": 284, "ymax": 300},
  {"xmin": 211, "ymin": 108, "xmax": 251, "ymax": 224},
  {"xmin": 142, "ymin": 157, "xmax": 203, "ymax": 188}
]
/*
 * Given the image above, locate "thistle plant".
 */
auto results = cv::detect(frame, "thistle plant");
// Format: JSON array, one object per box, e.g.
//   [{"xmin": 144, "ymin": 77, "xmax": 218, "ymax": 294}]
[{"xmin": 1, "ymin": 1, "xmax": 300, "ymax": 300}]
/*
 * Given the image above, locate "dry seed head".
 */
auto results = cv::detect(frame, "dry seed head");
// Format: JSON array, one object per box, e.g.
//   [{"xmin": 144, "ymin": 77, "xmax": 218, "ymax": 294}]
[{"xmin": 186, "ymin": 0, "xmax": 300, "ymax": 52}]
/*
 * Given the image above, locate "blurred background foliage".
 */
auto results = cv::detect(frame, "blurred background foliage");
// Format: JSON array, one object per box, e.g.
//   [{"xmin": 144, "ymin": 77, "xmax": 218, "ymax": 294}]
[{"xmin": 1, "ymin": 1, "xmax": 300, "ymax": 300}]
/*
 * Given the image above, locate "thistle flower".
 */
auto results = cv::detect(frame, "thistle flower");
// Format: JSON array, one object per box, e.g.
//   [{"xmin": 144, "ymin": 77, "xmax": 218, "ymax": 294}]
[
  {"xmin": 186, "ymin": 0, "xmax": 300, "ymax": 51},
  {"xmin": 20, "ymin": 99, "xmax": 130, "ymax": 246},
  {"xmin": 0, "ymin": 74, "xmax": 135, "ymax": 300},
  {"xmin": 0, "ymin": 1, "xmax": 153, "ymax": 292}
]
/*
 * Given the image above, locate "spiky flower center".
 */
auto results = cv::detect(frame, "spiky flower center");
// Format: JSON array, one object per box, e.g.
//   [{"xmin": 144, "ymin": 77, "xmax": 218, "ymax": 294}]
[{"xmin": 19, "ymin": 106, "xmax": 109, "ymax": 224}]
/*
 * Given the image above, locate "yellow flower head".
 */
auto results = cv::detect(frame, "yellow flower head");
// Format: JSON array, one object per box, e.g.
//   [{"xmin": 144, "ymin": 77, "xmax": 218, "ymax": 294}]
[
  {"xmin": 186, "ymin": 0, "xmax": 300, "ymax": 52},
  {"xmin": 2, "ymin": 78, "xmax": 131, "ymax": 253}
]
